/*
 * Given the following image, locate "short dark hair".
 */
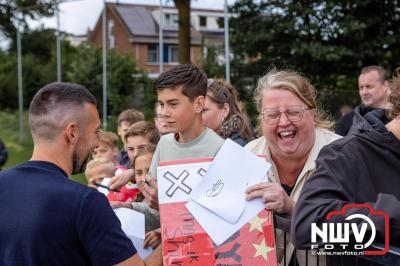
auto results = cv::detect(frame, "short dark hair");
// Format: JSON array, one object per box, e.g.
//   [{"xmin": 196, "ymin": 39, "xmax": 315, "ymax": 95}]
[
  {"xmin": 29, "ymin": 82, "xmax": 97, "ymax": 140},
  {"xmin": 124, "ymin": 121, "xmax": 160, "ymax": 145},
  {"xmin": 360, "ymin": 65, "xmax": 386, "ymax": 83},
  {"xmin": 117, "ymin": 109, "xmax": 145, "ymax": 127},
  {"xmin": 154, "ymin": 63, "xmax": 208, "ymax": 101}
]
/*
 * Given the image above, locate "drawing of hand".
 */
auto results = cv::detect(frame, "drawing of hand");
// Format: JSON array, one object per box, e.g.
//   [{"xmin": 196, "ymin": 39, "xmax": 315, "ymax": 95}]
[{"xmin": 206, "ymin": 179, "xmax": 224, "ymax": 197}]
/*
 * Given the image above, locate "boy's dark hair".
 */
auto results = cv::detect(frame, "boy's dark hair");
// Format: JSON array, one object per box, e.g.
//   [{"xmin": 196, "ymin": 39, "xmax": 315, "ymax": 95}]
[
  {"xmin": 154, "ymin": 63, "xmax": 208, "ymax": 101},
  {"xmin": 117, "ymin": 109, "xmax": 145, "ymax": 127},
  {"xmin": 124, "ymin": 121, "xmax": 160, "ymax": 145}
]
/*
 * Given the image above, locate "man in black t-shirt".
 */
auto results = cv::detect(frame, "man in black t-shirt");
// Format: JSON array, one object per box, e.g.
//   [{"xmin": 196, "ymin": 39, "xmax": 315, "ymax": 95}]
[{"xmin": 0, "ymin": 82, "xmax": 161, "ymax": 266}]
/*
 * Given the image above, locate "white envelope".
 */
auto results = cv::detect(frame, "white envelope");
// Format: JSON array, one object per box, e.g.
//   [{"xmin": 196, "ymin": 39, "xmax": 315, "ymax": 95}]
[{"xmin": 189, "ymin": 139, "xmax": 270, "ymax": 224}]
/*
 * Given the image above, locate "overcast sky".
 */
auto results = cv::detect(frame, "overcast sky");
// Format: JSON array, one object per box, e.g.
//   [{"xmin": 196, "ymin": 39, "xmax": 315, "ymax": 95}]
[{"xmin": 29, "ymin": 0, "xmax": 236, "ymax": 35}]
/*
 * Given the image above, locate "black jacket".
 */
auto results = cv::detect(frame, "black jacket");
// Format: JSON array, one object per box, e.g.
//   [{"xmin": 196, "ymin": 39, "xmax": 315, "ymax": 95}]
[
  {"xmin": 335, "ymin": 105, "xmax": 378, "ymax": 136},
  {"xmin": 292, "ymin": 109, "xmax": 400, "ymax": 249}
]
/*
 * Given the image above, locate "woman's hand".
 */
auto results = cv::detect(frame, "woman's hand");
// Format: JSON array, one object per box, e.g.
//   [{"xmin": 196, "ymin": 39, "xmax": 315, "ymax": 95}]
[{"xmin": 246, "ymin": 182, "xmax": 295, "ymax": 215}]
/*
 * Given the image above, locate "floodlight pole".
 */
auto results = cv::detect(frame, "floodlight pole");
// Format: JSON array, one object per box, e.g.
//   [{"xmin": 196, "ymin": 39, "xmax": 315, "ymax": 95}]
[
  {"xmin": 16, "ymin": 17, "xmax": 24, "ymax": 143},
  {"xmin": 159, "ymin": 0, "xmax": 164, "ymax": 74},
  {"xmin": 102, "ymin": 0, "xmax": 108, "ymax": 130},
  {"xmin": 224, "ymin": 0, "xmax": 230, "ymax": 82},
  {"xmin": 56, "ymin": 0, "xmax": 62, "ymax": 81}
]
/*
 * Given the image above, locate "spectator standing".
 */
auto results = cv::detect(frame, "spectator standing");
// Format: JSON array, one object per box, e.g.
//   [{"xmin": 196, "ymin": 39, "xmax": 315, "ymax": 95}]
[
  {"xmin": 336, "ymin": 66, "xmax": 391, "ymax": 136},
  {"xmin": 202, "ymin": 79, "xmax": 254, "ymax": 146}
]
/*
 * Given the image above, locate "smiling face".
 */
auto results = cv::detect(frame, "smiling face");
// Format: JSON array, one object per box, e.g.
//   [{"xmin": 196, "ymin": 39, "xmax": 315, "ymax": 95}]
[
  {"xmin": 134, "ymin": 153, "xmax": 153, "ymax": 191},
  {"xmin": 260, "ymin": 89, "xmax": 316, "ymax": 161}
]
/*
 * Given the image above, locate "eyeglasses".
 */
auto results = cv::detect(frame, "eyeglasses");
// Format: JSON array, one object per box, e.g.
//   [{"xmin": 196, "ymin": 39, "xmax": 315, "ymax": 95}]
[{"xmin": 261, "ymin": 106, "xmax": 310, "ymax": 125}]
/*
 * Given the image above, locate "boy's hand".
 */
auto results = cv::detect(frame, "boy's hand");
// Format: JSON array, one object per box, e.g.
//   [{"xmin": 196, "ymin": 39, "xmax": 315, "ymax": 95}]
[
  {"xmin": 143, "ymin": 177, "xmax": 159, "ymax": 210},
  {"xmin": 110, "ymin": 201, "xmax": 131, "ymax": 209},
  {"xmin": 143, "ymin": 228, "xmax": 161, "ymax": 249},
  {"xmin": 109, "ymin": 169, "xmax": 134, "ymax": 190}
]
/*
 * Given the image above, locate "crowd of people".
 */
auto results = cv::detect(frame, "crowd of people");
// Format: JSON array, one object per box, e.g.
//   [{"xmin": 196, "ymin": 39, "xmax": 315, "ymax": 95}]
[{"xmin": 0, "ymin": 63, "xmax": 399, "ymax": 266}]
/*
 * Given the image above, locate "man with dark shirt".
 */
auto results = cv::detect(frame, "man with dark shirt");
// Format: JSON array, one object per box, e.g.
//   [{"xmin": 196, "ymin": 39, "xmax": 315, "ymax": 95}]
[
  {"xmin": 335, "ymin": 65, "xmax": 390, "ymax": 136},
  {"xmin": 292, "ymin": 74, "xmax": 400, "ymax": 264},
  {"xmin": 0, "ymin": 82, "xmax": 161, "ymax": 266}
]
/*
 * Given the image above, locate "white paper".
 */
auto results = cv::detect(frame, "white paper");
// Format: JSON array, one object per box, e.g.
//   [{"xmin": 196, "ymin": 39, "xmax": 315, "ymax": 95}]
[
  {"xmin": 189, "ymin": 139, "xmax": 270, "ymax": 224},
  {"xmin": 186, "ymin": 139, "xmax": 271, "ymax": 245},
  {"xmin": 186, "ymin": 197, "xmax": 266, "ymax": 246},
  {"xmin": 114, "ymin": 208, "xmax": 152, "ymax": 259},
  {"xmin": 157, "ymin": 161, "xmax": 212, "ymax": 204}
]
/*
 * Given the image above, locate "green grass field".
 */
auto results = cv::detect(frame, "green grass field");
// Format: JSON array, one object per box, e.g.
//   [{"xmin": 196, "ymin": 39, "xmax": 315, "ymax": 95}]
[{"xmin": 0, "ymin": 111, "xmax": 86, "ymax": 184}]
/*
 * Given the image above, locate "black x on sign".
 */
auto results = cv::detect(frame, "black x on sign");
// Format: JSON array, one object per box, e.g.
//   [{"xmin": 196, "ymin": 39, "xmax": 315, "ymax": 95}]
[{"xmin": 163, "ymin": 170, "xmax": 192, "ymax": 197}]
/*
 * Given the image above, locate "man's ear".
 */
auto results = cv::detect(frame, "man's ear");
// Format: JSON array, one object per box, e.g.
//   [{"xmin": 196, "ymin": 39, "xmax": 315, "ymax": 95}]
[
  {"xmin": 194, "ymin": 95, "xmax": 205, "ymax": 113},
  {"xmin": 65, "ymin": 122, "xmax": 80, "ymax": 144}
]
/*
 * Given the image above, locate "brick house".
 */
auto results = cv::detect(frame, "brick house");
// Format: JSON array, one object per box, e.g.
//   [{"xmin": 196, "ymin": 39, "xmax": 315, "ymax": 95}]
[{"xmin": 88, "ymin": 3, "xmax": 225, "ymax": 78}]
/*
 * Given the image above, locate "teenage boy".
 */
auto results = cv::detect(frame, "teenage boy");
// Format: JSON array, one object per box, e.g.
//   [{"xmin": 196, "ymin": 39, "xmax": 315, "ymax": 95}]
[
  {"xmin": 143, "ymin": 63, "xmax": 224, "ymax": 210},
  {"xmin": 125, "ymin": 121, "xmax": 160, "ymax": 162},
  {"xmin": 92, "ymin": 130, "xmax": 119, "ymax": 162},
  {"xmin": 116, "ymin": 109, "xmax": 145, "ymax": 168},
  {"xmin": 109, "ymin": 121, "xmax": 160, "ymax": 190}
]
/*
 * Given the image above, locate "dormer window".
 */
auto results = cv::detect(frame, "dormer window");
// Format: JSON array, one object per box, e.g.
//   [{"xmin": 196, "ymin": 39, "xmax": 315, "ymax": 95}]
[
  {"xmin": 199, "ymin": 16, "xmax": 207, "ymax": 27},
  {"xmin": 164, "ymin": 13, "xmax": 178, "ymax": 27}
]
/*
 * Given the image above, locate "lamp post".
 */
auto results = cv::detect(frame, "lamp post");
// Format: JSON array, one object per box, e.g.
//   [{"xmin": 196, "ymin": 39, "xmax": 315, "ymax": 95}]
[
  {"xmin": 102, "ymin": 0, "xmax": 108, "ymax": 130},
  {"xmin": 159, "ymin": 0, "xmax": 164, "ymax": 74},
  {"xmin": 224, "ymin": 0, "xmax": 230, "ymax": 83}
]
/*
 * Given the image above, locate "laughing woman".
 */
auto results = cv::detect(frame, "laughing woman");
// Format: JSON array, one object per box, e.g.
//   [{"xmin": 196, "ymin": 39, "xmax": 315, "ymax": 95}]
[{"xmin": 245, "ymin": 69, "xmax": 340, "ymax": 265}]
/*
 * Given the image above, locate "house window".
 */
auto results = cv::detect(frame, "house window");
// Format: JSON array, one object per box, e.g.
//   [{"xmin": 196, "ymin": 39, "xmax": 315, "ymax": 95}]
[
  {"xmin": 199, "ymin": 16, "xmax": 207, "ymax": 27},
  {"xmin": 165, "ymin": 13, "xmax": 178, "ymax": 27},
  {"xmin": 169, "ymin": 46, "xmax": 179, "ymax": 63},
  {"xmin": 147, "ymin": 45, "xmax": 158, "ymax": 63},
  {"xmin": 108, "ymin": 19, "xmax": 115, "ymax": 48},
  {"xmin": 217, "ymin": 17, "xmax": 224, "ymax": 29}
]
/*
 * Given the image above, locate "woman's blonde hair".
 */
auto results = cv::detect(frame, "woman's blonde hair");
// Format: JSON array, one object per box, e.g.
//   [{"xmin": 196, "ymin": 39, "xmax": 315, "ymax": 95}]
[
  {"xmin": 389, "ymin": 68, "xmax": 400, "ymax": 119},
  {"xmin": 254, "ymin": 69, "xmax": 333, "ymax": 129}
]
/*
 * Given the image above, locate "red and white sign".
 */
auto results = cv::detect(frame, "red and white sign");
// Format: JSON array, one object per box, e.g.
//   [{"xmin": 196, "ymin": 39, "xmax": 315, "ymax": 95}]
[{"xmin": 157, "ymin": 158, "xmax": 277, "ymax": 266}]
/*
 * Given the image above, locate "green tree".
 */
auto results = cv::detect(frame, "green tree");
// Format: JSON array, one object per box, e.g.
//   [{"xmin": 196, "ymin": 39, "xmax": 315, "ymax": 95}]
[
  {"xmin": 0, "ymin": 30, "xmax": 153, "ymax": 118},
  {"xmin": 230, "ymin": 0, "xmax": 400, "ymax": 118},
  {"xmin": 0, "ymin": 0, "xmax": 54, "ymax": 38},
  {"xmin": 66, "ymin": 44, "xmax": 153, "ymax": 117},
  {"xmin": 0, "ymin": 29, "xmax": 77, "ymax": 110}
]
